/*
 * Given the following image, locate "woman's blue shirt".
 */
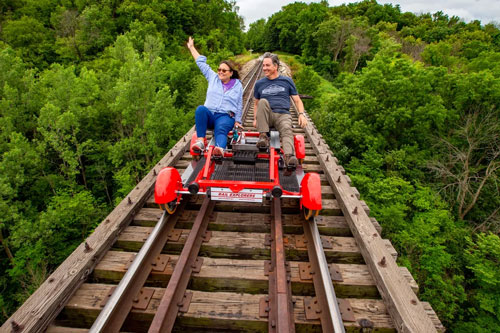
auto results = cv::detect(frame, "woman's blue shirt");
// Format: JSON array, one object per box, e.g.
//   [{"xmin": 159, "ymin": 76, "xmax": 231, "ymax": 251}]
[{"xmin": 195, "ymin": 55, "xmax": 243, "ymax": 123}]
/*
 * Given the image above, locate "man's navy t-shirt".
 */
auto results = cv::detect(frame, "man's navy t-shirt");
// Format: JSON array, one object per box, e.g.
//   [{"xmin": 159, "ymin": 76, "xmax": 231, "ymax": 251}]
[{"xmin": 254, "ymin": 76, "xmax": 298, "ymax": 114}]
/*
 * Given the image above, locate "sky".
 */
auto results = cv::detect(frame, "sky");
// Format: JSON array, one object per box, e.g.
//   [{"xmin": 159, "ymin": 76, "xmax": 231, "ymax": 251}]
[{"xmin": 235, "ymin": 0, "xmax": 500, "ymax": 29}]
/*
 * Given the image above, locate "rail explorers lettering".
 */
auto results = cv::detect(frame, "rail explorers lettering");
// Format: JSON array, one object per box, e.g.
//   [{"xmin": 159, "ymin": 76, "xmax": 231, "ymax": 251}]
[{"xmin": 220, "ymin": 192, "xmax": 257, "ymax": 198}]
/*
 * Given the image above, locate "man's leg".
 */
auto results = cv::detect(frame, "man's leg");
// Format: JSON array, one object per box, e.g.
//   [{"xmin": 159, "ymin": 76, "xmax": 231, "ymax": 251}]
[
  {"xmin": 256, "ymin": 99, "xmax": 272, "ymax": 148},
  {"xmin": 274, "ymin": 113, "xmax": 297, "ymax": 167},
  {"xmin": 256, "ymin": 99, "xmax": 273, "ymax": 132},
  {"xmin": 274, "ymin": 113, "xmax": 294, "ymax": 155}
]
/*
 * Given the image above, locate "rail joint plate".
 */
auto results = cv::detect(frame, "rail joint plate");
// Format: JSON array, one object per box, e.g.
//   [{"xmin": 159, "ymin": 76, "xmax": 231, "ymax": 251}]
[
  {"xmin": 329, "ymin": 263, "xmax": 343, "ymax": 282},
  {"xmin": 295, "ymin": 234, "xmax": 307, "ymax": 249},
  {"xmin": 298, "ymin": 263, "xmax": 313, "ymax": 281},
  {"xmin": 168, "ymin": 229, "xmax": 182, "ymax": 242},
  {"xmin": 259, "ymin": 297, "xmax": 270, "ymax": 318},
  {"xmin": 178, "ymin": 292, "xmax": 193, "ymax": 313},
  {"xmin": 303, "ymin": 297, "xmax": 321, "ymax": 320},
  {"xmin": 132, "ymin": 288, "xmax": 154, "ymax": 310},
  {"xmin": 338, "ymin": 299, "xmax": 356, "ymax": 322},
  {"xmin": 264, "ymin": 260, "xmax": 272, "ymax": 276},
  {"xmin": 152, "ymin": 255, "xmax": 170, "ymax": 272},
  {"xmin": 191, "ymin": 257, "xmax": 204, "ymax": 273}
]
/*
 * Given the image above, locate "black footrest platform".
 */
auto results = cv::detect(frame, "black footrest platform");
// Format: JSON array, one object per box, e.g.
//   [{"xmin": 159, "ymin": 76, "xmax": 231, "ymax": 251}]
[{"xmin": 233, "ymin": 151, "xmax": 257, "ymax": 164}]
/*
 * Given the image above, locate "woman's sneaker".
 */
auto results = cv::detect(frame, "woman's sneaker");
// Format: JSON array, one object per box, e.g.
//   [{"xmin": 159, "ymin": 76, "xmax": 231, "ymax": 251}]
[
  {"xmin": 191, "ymin": 140, "xmax": 205, "ymax": 154},
  {"xmin": 213, "ymin": 146, "xmax": 224, "ymax": 158}
]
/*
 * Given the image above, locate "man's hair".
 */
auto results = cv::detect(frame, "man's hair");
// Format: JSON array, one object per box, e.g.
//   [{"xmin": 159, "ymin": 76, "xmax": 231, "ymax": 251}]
[{"xmin": 263, "ymin": 52, "xmax": 280, "ymax": 68}]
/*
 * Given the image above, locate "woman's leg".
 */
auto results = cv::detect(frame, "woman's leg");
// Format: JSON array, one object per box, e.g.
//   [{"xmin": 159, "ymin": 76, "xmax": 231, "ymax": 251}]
[
  {"xmin": 213, "ymin": 113, "xmax": 235, "ymax": 148},
  {"xmin": 195, "ymin": 105, "xmax": 215, "ymax": 139}
]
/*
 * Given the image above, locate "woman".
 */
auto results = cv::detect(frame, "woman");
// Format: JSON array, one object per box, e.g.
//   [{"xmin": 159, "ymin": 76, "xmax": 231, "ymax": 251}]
[{"xmin": 187, "ymin": 36, "xmax": 243, "ymax": 157}]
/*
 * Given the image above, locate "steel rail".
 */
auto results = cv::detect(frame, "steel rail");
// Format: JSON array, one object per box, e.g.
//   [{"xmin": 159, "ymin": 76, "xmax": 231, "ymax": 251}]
[
  {"xmin": 148, "ymin": 197, "xmax": 215, "ymax": 332},
  {"xmin": 287, "ymin": 88, "xmax": 345, "ymax": 332},
  {"xmin": 242, "ymin": 58, "xmax": 262, "ymax": 92},
  {"xmin": 303, "ymin": 217, "xmax": 345, "ymax": 333},
  {"xmin": 89, "ymin": 200, "xmax": 185, "ymax": 333},
  {"xmin": 241, "ymin": 59, "xmax": 263, "ymax": 122},
  {"xmin": 268, "ymin": 198, "xmax": 295, "ymax": 332}
]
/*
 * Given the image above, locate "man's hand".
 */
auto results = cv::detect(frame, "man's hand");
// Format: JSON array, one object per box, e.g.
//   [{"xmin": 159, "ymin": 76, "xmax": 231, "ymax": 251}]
[
  {"xmin": 235, "ymin": 122, "xmax": 244, "ymax": 130},
  {"xmin": 298, "ymin": 113, "xmax": 308, "ymax": 128}
]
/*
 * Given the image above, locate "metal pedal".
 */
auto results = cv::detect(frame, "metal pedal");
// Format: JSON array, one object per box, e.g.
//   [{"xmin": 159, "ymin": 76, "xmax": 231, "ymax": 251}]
[
  {"xmin": 211, "ymin": 155, "xmax": 223, "ymax": 164},
  {"xmin": 278, "ymin": 156, "xmax": 285, "ymax": 170}
]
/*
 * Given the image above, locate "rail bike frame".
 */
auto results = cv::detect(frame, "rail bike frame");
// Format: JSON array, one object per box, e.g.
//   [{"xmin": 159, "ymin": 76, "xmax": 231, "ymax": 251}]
[{"xmin": 154, "ymin": 130, "xmax": 322, "ymax": 219}]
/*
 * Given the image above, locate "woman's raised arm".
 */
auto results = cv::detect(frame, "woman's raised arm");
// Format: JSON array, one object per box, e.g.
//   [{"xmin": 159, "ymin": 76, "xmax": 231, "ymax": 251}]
[{"xmin": 187, "ymin": 36, "xmax": 200, "ymax": 60}]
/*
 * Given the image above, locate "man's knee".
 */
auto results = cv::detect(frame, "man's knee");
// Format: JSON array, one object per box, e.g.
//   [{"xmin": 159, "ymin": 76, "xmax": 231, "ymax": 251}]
[
  {"xmin": 258, "ymin": 99, "xmax": 270, "ymax": 108},
  {"xmin": 276, "ymin": 114, "xmax": 292, "ymax": 132},
  {"xmin": 257, "ymin": 99, "xmax": 272, "ymax": 115}
]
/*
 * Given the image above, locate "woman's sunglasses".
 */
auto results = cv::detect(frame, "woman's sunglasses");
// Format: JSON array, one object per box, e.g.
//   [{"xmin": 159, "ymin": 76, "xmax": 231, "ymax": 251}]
[{"xmin": 217, "ymin": 68, "xmax": 231, "ymax": 73}]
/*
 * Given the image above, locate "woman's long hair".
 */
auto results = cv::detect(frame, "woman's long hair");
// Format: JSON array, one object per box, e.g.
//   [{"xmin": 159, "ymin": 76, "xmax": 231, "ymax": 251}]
[{"xmin": 219, "ymin": 60, "xmax": 239, "ymax": 79}]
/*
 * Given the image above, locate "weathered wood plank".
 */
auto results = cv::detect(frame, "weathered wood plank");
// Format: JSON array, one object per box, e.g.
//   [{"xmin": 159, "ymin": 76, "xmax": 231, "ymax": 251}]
[
  {"xmin": 134, "ymin": 208, "xmax": 382, "ymax": 235},
  {"xmin": 92, "ymin": 251, "xmax": 417, "ymax": 298},
  {"xmin": 114, "ymin": 227, "xmax": 396, "ymax": 263},
  {"xmin": 46, "ymin": 326, "xmax": 89, "ymax": 333},
  {"xmin": 1, "ymin": 127, "xmax": 196, "ymax": 333},
  {"xmin": 56, "ymin": 284, "xmax": 444, "ymax": 332},
  {"xmin": 146, "ymin": 193, "xmax": 342, "ymax": 215}
]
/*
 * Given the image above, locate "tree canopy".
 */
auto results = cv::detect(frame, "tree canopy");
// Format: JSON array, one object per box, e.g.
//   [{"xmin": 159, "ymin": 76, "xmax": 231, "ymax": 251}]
[
  {"xmin": 247, "ymin": 1, "xmax": 499, "ymax": 330},
  {"xmin": 0, "ymin": 0, "xmax": 244, "ymax": 323}
]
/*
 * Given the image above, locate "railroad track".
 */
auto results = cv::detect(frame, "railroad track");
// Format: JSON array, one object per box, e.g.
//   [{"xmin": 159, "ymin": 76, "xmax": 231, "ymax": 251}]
[{"xmin": 2, "ymin": 58, "xmax": 444, "ymax": 333}]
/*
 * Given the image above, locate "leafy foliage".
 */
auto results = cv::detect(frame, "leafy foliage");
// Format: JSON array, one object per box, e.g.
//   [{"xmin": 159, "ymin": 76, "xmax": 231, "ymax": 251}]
[{"xmin": 0, "ymin": 0, "xmax": 243, "ymax": 323}]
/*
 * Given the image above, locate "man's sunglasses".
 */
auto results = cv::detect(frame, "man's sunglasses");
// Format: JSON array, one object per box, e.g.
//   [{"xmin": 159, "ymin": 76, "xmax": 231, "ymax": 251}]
[{"xmin": 217, "ymin": 68, "xmax": 231, "ymax": 73}]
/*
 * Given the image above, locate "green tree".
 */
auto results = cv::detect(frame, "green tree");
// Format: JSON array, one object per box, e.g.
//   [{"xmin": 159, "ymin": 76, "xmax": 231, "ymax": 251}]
[
  {"xmin": 314, "ymin": 16, "xmax": 353, "ymax": 62},
  {"xmin": 1, "ymin": 16, "xmax": 55, "ymax": 67},
  {"xmin": 456, "ymin": 233, "xmax": 500, "ymax": 332},
  {"xmin": 246, "ymin": 19, "xmax": 266, "ymax": 51}
]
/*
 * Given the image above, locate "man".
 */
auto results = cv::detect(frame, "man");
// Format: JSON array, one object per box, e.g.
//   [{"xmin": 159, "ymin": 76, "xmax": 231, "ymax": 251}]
[{"xmin": 253, "ymin": 53, "xmax": 308, "ymax": 168}]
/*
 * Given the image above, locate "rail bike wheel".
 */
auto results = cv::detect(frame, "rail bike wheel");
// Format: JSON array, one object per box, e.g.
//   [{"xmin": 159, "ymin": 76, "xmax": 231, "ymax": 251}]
[
  {"xmin": 159, "ymin": 200, "xmax": 178, "ymax": 214},
  {"xmin": 303, "ymin": 207, "xmax": 320, "ymax": 221},
  {"xmin": 165, "ymin": 200, "xmax": 177, "ymax": 214}
]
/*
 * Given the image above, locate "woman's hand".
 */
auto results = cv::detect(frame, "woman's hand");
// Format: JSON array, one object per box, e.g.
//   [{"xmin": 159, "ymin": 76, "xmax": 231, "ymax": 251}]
[
  {"xmin": 235, "ymin": 122, "xmax": 244, "ymax": 130},
  {"xmin": 187, "ymin": 36, "xmax": 194, "ymax": 49},
  {"xmin": 187, "ymin": 36, "xmax": 200, "ymax": 59},
  {"xmin": 253, "ymin": 119, "xmax": 257, "ymax": 128}
]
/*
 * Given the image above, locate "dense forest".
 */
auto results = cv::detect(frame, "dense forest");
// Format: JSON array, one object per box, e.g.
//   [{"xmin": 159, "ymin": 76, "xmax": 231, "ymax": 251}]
[
  {"xmin": 0, "ymin": 0, "xmax": 244, "ymax": 324},
  {"xmin": 247, "ymin": 1, "xmax": 500, "ymax": 331},
  {"xmin": 0, "ymin": 0, "xmax": 498, "ymax": 331}
]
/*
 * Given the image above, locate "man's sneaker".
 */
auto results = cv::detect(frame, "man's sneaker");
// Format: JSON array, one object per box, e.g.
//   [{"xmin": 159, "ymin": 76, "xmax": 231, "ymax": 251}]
[
  {"xmin": 191, "ymin": 139, "xmax": 205, "ymax": 154},
  {"xmin": 213, "ymin": 146, "xmax": 224, "ymax": 158},
  {"xmin": 256, "ymin": 133, "xmax": 269, "ymax": 150},
  {"xmin": 284, "ymin": 154, "xmax": 298, "ymax": 169}
]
